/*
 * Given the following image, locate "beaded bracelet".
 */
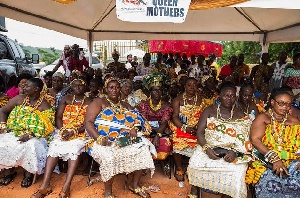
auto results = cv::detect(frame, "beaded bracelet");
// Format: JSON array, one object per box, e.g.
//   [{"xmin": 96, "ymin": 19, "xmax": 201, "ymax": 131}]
[
  {"xmin": 181, "ymin": 124, "xmax": 187, "ymax": 132},
  {"xmin": 96, "ymin": 135, "xmax": 105, "ymax": 145},
  {"xmin": 202, "ymin": 144, "xmax": 211, "ymax": 153}
]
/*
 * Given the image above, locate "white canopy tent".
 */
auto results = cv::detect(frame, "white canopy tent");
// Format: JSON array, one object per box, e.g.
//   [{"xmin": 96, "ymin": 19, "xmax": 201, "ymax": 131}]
[{"xmin": 1, "ymin": 0, "xmax": 300, "ymax": 56}]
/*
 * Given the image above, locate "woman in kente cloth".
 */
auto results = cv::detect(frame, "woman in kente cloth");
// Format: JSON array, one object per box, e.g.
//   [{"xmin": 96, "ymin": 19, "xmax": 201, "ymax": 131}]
[
  {"xmin": 200, "ymin": 75, "xmax": 218, "ymax": 107},
  {"xmin": 138, "ymin": 74, "xmax": 173, "ymax": 174},
  {"xmin": 85, "ymin": 78, "xmax": 155, "ymax": 198},
  {"xmin": 187, "ymin": 81, "xmax": 252, "ymax": 198},
  {"xmin": 246, "ymin": 88, "xmax": 300, "ymax": 198},
  {"xmin": 0, "ymin": 78, "xmax": 55, "ymax": 188},
  {"xmin": 31, "ymin": 79, "xmax": 92, "ymax": 198},
  {"xmin": 169, "ymin": 77, "xmax": 207, "ymax": 182}
]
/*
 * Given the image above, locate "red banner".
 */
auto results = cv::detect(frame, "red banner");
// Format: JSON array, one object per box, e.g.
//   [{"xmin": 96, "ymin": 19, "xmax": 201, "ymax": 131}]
[{"xmin": 149, "ymin": 40, "xmax": 222, "ymax": 57}]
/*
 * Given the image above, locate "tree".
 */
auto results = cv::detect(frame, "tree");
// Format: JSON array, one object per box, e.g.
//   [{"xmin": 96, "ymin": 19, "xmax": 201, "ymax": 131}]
[{"xmin": 37, "ymin": 48, "xmax": 60, "ymax": 65}]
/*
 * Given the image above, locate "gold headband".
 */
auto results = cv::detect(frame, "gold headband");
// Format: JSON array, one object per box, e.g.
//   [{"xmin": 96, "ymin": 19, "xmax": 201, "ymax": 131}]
[
  {"xmin": 71, "ymin": 78, "xmax": 85, "ymax": 85},
  {"xmin": 104, "ymin": 77, "xmax": 121, "ymax": 88}
]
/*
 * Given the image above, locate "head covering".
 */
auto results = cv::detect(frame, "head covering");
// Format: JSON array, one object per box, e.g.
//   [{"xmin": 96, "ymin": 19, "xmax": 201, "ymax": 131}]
[
  {"xmin": 112, "ymin": 49, "xmax": 120, "ymax": 56},
  {"xmin": 104, "ymin": 77, "xmax": 121, "ymax": 88},
  {"xmin": 120, "ymin": 79, "xmax": 133, "ymax": 88},
  {"xmin": 177, "ymin": 73, "xmax": 187, "ymax": 83},
  {"xmin": 52, "ymin": 72, "xmax": 64, "ymax": 80},
  {"xmin": 133, "ymin": 76, "xmax": 144, "ymax": 82},
  {"xmin": 143, "ymin": 74, "xmax": 168, "ymax": 90}
]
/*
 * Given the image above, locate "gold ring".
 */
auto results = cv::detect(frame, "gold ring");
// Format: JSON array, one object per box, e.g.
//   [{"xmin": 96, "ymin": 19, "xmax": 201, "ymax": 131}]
[{"xmin": 279, "ymin": 168, "xmax": 283, "ymax": 172}]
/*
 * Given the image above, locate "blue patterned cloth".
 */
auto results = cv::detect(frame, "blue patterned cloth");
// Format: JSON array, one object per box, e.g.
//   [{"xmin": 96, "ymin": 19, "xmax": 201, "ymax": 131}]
[{"xmin": 255, "ymin": 161, "xmax": 300, "ymax": 198}]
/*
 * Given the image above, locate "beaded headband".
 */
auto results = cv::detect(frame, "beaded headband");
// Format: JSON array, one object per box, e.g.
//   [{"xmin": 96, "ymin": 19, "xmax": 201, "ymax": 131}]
[
  {"xmin": 104, "ymin": 77, "xmax": 121, "ymax": 88},
  {"xmin": 71, "ymin": 78, "xmax": 85, "ymax": 85}
]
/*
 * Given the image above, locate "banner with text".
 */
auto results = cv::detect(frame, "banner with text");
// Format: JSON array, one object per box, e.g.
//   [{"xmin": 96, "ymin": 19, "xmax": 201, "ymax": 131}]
[{"xmin": 116, "ymin": 0, "xmax": 191, "ymax": 23}]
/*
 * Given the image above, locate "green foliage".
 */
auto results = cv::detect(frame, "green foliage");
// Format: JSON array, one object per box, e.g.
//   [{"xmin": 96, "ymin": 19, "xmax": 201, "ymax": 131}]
[
  {"xmin": 37, "ymin": 48, "xmax": 60, "ymax": 65},
  {"xmin": 217, "ymin": 41, "xmax": 300, "ymax": 67}
]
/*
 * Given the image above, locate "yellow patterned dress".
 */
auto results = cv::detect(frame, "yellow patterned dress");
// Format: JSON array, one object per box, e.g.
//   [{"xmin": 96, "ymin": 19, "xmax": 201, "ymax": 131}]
[
  {"xmin": 187, "ymin": 117, "xmax": 252, "ymax": 198},
  {"xmin": 245, "ymin": 124, "xmax": 300, "ymax": 198},
  {"xmin": 47, "ymin": 104, "xmax": 88, "ymax": 161},
  {"xmin": 0, "ymin": 105, "xmax": 55, "ymax": 174},
  {"xmin": 169, "ymin": 101, "xmax": 208, "ymax": 157},
  {"xmin": 87, "ymin": 107, "xmax": 155, "ymax": 182},
  {"xmin": 0, "ymin": 95, "xmax": 9, "ymax": 108}
]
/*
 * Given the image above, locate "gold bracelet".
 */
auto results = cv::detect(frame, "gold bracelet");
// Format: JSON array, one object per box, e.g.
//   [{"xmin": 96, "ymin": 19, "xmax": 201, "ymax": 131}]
[
  {"xmin": 96, "ymin": 135, "xmax": 105, "ymax": 145},
  {"xmin": 181, "ymin": 124, "xmax": 187, "ymax": 132},
  {"xmin": 0, "ymin": 122, "xmax": 7, "ymax": 130},
  {"xmin": 28, "ymin": 134, "xmax": 34, "ymax": 139},
  {"xmin": 157, "ymin": 133, "xmax": 162, "ymax": 137},
  {"xmin": 202, "ymin": 144, "xmax": 211, "ymax": 153}
]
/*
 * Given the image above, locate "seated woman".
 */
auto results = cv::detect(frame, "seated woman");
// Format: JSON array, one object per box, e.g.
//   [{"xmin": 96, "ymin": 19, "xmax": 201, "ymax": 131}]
[
  {"xmin": 200, "ymin": 75, "xmax": 218, "ymax": 106},
  {"xmin": 246, "ymin": 88, "xmax": 300, "ymax": 198},
  {"xmin": 120, "ymin": 79, "xmax": 136, "ymax": 107},
  {"xmin": 85, "ymin": 78, "xmax": 155, "ymax": 198},
  {"xmin": 138, "ymin": 74, "xmax": 173, "ymax": 172},
  {"xmin": 237, "ymin": 83, "xmax": 259, "ymax": 120},
  {"xmin": 169, "ymin": 77, "xmax": 206, "ymax": 182},
  {"xmin": 0, "ymin": 78, "xmax": 54, "ymax": 188},
  {"xmin": 31, "ymin": 79, "xmax": 92, "ymax": 198},
  {"xmin": 187, "ymin": 81, "xmax": 252, "ymax": 198},
  {"xmin": 6, "ymin": 73, "xmax": 33, "ymax": 98}
]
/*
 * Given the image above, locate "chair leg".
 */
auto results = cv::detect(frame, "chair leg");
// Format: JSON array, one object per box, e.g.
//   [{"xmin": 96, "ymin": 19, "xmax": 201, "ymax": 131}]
[
  {"xmin": 168, "ymin": 156, "xmax": 172, "ymax": 179},
  {"xmin": 32, "ymin": 173, "xmax": 37, "ymax": 184},
  {"xmin": 86, "ymin": 160, "xmax": 94, "ymax": 186}
]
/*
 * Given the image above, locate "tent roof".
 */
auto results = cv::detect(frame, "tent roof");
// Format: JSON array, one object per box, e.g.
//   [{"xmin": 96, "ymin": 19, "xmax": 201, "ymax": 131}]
[{"xmin": 0, "ymin": 0, "xmax": 300, "ymax": 43}]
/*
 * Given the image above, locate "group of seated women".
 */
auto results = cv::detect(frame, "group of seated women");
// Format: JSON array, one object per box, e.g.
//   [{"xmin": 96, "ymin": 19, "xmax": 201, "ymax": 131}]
[{"xmin": 0, "ymin": 73, "xmax": 299, "ymax": 198}]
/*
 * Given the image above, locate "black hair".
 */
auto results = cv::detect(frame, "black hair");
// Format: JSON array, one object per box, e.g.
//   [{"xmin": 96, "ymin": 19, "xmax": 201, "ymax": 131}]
[
  {"xmin": 269, "ymin": 88, "xmax": 292, "ymax": 100},
  {"xmin": 217, "ymin": 81, "xmax": 236, "ymax": 94},
  {"xmin": 197, "ymin": 54, "xmax": 205, "ymax": 60},
  {"xmin": 293, "ymin": 53, "xmax": 300, "ymax": 63},
  {"xmin": 17, "ymin": 73, "xmax": 33, "ymax": 85},
  {"xmin": 185, "ymin": 77, "xmax": 197, "ymax": 84},
  {"xmin": 240, "ymin": 82, "xmax": 254, "ymax": 93},
  {"xmin": 28, "ymin": 78, "xmax": 44, "ymax": 90},
  {"xmin": 43, "ymin": 71, "xmax": 53, "ymax": 78},
  {"xmin": 89, "ymin": 78, "xmax": 101, "ymax": 86}
]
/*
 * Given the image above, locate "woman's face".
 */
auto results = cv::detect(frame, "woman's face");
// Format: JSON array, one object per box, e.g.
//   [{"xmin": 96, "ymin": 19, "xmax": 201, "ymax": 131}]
[
  {"xmin": 185, "ymin": 79, "xmax": 197, "ymax": 96},
  {"xmin": 89, "ymin": 82, "xmax": 99, "ymax": 93},
  {"xmin": 52, "ymin": 77, "xmax": 63, "ymax": 90},
  {"xmin": 106, "ymin": 81, "xmax": 121, "ymax": 100},
  {"xmin": 219, "ymin": 87, "xmax": 237, "ymax": 108},
  {"xmin": 24, "ymin": 80, "xmax": 37, "ymax": 96},
  {"xmin": 71, "ymin": 80, "xmax": 86, "ymax": 95},
  {"xmin": 18, "ymin": 79, "xmax": 28, "ymax": 90},
  {"xmin": 239, "ymin": 87, "xmax": 254, "ymax": 104},
  {"xmin": 150, "ymin": 86, "xmax": 162, "ymax": 101},
  {"xmin": 121, "ymin": 83, "xmax": 132, "ymax": 97},
  {"xmin": 271, "ymin": 94, "xmax": 292, "ymax": 116}
]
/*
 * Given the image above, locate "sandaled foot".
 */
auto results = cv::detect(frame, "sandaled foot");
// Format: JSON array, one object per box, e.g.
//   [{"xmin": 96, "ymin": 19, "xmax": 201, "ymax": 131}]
[
  {"xmin": 186, "ymin": 194, "xmax": 197, "ymax": 198},
  {"xmin": 21, "ymin": 172, "xmax": 34, "ymax": 188},
  {"xmin": 128, "ymin": 186, "xmax": 150, "ymax": 198},
  {"xmin": 31, "ymin": 187, "xmax": 52, "ymax": 198},
  {"xmin": 58, "ymin": 188, "xmax": 70, "ymax": 198},
  {"xmin": 175, "ymin": 170, "xmax": 185, "ymax": 182},
  {"xmin": 0, "ymin": 171, "xmax": 17, "ymax": 186}
]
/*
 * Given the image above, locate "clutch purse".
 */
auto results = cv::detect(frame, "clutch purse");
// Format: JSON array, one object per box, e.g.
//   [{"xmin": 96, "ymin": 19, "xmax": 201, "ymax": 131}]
[
  {"xmin": 252, "ymin": 149, "xmax": 288, "ymax": 178},
  {"xmin": 213, "ymin": 147, "xmax": 244, "ymax": 158},
  {"xmin": 117, "ymin": 136, "xmax": 142, "ymax": 148},
  {"xmin": 175, "ymin": 128, "xmax": 197, "ymax": 140}
]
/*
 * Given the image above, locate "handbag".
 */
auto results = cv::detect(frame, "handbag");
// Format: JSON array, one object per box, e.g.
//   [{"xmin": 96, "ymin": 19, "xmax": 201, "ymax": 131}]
[
  {"xmin": 175, "ymin": 128, "xmax": 197, "ymax": 140},
  {"xmin": 213, "ymin": 147, "xmax": 244, "ymax": 158},
  {"xmin": 117, "ymin": 136, "xmax": 142, "ymax": 148},
  {"xmin": 252, "ymin": 149, "xmax": 288, "ymax": 178}
]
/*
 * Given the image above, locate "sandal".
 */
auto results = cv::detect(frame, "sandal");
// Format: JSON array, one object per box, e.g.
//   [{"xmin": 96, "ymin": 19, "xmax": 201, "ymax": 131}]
[
  {"xmin": 175, "ymin": 170, "xmax": 185, "ymax": 182},
  {"xmin": 58, "ymin": 188, "xmax": 70, "ymax": 198},
  {"xmin": 186, "ymin": 194, "xmax": 197, "ymax": 198},
  {"xmin": 21, "ymin": 172, "xmax": 34, "ymax": 188},
  {"xmin": 0, "ymin": 171, "xmax": 17, "ymax": 186},
  {"xmin": 31, "ymin": 187, "xmax": 52, "ymax": 198},
  {"xmin": 128, "ymin": 186, "xmax": 151, "ymax": 198}
]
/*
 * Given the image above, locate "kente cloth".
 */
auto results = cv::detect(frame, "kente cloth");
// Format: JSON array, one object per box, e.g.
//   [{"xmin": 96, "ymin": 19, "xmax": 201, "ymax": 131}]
[
  {"xmin": 7, "ymin": 105, "xmax": 55, "ymax": 139},
  {"xmin": 87, "ymin": 107, "xmax": 154, "ymax": 182},
  {"xmin": 0, "ymin": 95, "xmax": 9, "ymax": 108},
  {"xmin": 284, "ymin": 68, "xmax": 300, "ymax": 89},
  {"xmin": 246, "ymin": 124, "xmax": 300, "ymax": 188},
  {"xmin": 47, "ymin": 104, "xmax": 88, "ymax": 161},
  {"xmin": 254, "ymin": 161, "xmax": 300, "ymax": 198},
  {"xmin": 169, "ymin": 101, "xmax": 207, "ymax": 152},
  {"xmin": 138, "ymin": 101, "xmax": 173, "ymax": 160},
  {"xmin": 187, "ymin": 117, "xmax": 252, "ymax": 198},
  {"xmin": 0, "ymin": 132, "xmax": 48, "ymax": 174}
]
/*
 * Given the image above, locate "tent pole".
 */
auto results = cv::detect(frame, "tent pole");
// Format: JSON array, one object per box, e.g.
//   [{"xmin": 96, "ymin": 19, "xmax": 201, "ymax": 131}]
[
  {"xmin": 87, "ymin": 30, "xmax": 93, "ymax": 67},
  {"xmin": 260, "ymin": 32, "xmax": 269, "ymax": 53}
]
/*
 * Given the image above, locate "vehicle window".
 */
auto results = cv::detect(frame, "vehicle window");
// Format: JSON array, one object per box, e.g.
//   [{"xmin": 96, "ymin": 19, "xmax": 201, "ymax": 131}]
[
  {"xmin": 92, "ymin": 57, "xmax": 100, "ymax": 64},
  {"xmin": 15, "ymin": 43, "xmax": 25, "ymax": 59}
]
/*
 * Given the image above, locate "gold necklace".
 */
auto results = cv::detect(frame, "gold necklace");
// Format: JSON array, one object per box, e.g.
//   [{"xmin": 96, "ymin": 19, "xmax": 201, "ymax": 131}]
[
  {"xmin": 216, "ymin": 104, "xmax": 234, "ymax": 122},
  {"xmin": 269, "ymin": 109, "xmax": 287, "ymax": 151},
  {"xmin": 183, "ymin": 92, "xmax": 198, "ymax": 112},
  {"xmin": 149, "ymin": 98, "xmax": 162, "ymax": 111},
  {"xmin": 239, "ymin": 102, "xmax": 249, "ymax": 115},
  {"xmin": 106, "ymin": 96, "xmax": 124, "ymax": 114}
]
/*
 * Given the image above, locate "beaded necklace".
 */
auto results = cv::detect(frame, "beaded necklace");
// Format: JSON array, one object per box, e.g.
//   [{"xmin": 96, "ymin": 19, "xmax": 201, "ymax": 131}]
[
  {"xmin": 149, "ymin": 98, "xmax": 162, "ymax": 111},
  {"xmin": 106, "ymin": 96, "xmax": 124, "ymax": 114},
  {"xmin": 269, "ymin": 108, "xmax": 287, "ymax": 152},
  {"xmin": 238, "ymin": 101, "xmax": 249, "ymax": 115},
  {"xmin": 216, "ymin": 104, "xmax": 234, "ymax": 122},
  {"xmin": 183, "ymin": 92, "xmax": 198, "ymax": 112}
]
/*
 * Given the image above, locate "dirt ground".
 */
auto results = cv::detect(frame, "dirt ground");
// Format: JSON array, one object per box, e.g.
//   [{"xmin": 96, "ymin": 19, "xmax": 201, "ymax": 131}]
[{"xmin": 0, "ymin": 165, "xmax": 191, "ymax": 198}]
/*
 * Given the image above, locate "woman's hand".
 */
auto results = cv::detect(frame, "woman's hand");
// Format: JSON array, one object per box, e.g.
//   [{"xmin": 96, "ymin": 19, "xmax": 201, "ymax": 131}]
[
  {"xmin": 153, "ymin": 134, "xmax": 160, "ymax": 148},
  {"xmin": 18, "ymin": 134, "xmax": 31, "ymax": 142},
  {"xmin": 129, "ymin": 127, "xmax": 138, "ymax": 137},
  {"xmin": 206, "ymin": 148, "xmax": 220, "ymax": 160},
  {"xmin": 185, "ymin": 127, "xmax": 196, "ymax": 136},
  {"xmin": 61, "ymin": 129, "xmax": 75, "ymax": 141},
  {"xmin": 224, "ymin": 151, "xmax": 237, "ymax": 163},
  {"xmin": 273, "ymin": 160, "xmax": 289, "ymax": 178}
]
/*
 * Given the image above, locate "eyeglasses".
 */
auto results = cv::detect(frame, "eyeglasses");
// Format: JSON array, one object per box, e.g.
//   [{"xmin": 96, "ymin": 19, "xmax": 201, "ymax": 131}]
[{"xmin": 273, "ymin": 99, "xmax": 292, "ymax": 107}]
